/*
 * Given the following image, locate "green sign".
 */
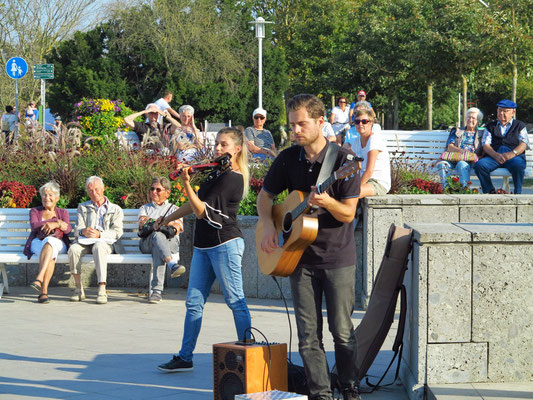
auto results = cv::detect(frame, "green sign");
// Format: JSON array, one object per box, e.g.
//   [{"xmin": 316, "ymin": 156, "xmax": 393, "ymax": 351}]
[{"xmin": 33, "ymin": 64, "xmax": 54, "ymax": 79}]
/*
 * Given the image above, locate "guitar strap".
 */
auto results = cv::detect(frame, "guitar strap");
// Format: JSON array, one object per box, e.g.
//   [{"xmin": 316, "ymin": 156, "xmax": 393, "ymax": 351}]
[{"xmin": 316, "ymin": 142, "xmax": 340, "ymax": 187}]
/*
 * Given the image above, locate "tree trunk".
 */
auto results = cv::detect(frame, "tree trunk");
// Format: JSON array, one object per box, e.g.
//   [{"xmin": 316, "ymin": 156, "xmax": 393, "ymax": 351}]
[
  {"xmin": 427, "ymin": 82, "xmax": 433, "ymax": 130},
  {"xmin": 512, "ymin": 54, "xmax": 517, "ymax": 103},
  {"xmin": 393, "ymin": 93, "xmax": 399, "ymax": 130},
  {"xmin": 462, "ymin": 75, "xmax": 467, "ymax": 125}
]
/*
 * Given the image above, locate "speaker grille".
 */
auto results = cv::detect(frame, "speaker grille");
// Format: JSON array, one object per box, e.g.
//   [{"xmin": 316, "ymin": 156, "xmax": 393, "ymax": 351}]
[
  {"xmin": 220, "ymin": 372, "xmax": 244, "ymax": 400},
  {"xmin": 224, "ymin": 351, "xmax": 238, "ymax": 370}
]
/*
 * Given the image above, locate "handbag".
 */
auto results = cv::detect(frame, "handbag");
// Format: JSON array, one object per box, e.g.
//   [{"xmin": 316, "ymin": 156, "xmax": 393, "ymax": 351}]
[
  {"xmin": 440, "ymin": 150, "xmax": 478, "ymax": 163},
  {"xmin": 37, "ymin": 228, "xmax": 63, "ymax": 240}
]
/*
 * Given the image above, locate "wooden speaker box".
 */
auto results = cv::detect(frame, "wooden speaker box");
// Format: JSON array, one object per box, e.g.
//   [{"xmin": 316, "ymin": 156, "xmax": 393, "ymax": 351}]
[{"xmin": 213, "ymin": 341, "xmax": 288, "ymax": 400}]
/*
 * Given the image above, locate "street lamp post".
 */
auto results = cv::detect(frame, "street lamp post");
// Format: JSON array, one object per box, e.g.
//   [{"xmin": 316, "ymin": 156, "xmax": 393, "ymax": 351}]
[{"xmin": 249, "ymin": 17, "xmax": 273, "ymax": 109}]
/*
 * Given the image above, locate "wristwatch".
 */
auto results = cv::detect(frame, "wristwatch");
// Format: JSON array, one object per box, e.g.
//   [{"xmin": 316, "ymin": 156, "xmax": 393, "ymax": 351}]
[{"xmin": 512, "ymin": 149, "xmax": 518, "ymax": 155}]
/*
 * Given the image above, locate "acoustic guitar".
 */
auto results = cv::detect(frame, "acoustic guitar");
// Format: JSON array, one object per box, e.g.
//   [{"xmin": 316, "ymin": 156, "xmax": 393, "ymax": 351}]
[{"xmin": 256, "ymin": 160, "xmax": 361, "ymax": 277}]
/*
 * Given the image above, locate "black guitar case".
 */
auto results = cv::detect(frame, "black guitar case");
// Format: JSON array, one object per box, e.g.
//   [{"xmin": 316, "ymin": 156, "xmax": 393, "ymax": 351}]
[
  {"xmin": 331, "ymin": 223, "xmax": 413, "ymax": 392},
  {"xmin": 355, "ymin": 223, "xmax": 413, "ymax": 385}
]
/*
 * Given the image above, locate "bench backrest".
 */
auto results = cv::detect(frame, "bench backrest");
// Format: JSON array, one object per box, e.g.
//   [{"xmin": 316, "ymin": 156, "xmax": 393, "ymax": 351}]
[
  {"xmin": 0, "ymin": 208, "xmax": 142, "ymax": 254},
  {"xmin": 381, "ymin": 130, "xmax": 533, "ymax": 175}
]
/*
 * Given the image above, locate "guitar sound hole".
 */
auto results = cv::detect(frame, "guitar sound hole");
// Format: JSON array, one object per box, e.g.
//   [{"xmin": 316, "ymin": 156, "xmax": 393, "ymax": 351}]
[{"xmin": 282, "ymin": 213, "xmax": 293, "ymax": 233}]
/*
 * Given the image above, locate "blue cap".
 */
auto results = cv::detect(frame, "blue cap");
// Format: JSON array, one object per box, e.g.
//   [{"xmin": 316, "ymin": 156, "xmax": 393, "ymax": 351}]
[{"xmin": 496, "ymin": 99, "xmax": 517, "ymax": 109}]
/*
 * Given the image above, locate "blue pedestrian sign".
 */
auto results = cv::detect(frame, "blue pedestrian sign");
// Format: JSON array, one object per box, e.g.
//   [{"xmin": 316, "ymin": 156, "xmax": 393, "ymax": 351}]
[{"xmin": 5, "ymin": 57, "xmax": 28, "ymax": 79}]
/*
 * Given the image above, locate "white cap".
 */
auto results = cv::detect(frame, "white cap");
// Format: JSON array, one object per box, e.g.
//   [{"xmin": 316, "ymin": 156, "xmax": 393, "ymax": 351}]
[{"xmin": 252, "ymin": 107, "xmax": 267, "ymax": 118}]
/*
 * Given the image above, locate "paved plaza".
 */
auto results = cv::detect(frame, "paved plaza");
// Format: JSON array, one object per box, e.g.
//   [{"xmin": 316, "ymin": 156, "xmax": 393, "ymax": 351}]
[{"xmin": 0, "ymin": 287, "xmax": 408, "ymax": 400}]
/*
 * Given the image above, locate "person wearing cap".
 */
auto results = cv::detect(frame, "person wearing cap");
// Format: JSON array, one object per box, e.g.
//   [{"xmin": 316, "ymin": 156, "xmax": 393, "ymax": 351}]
[
  {"xmin": 124, "ymin": 103, "xmax": 180, "ymax": 143},
  {"xmin": 244, "ymin": 108, "xmax": 277, "ymax": 159},
  {"xmin": 473, "ymin": 99, "xmax": 530, "ymax": 194},
  {"xmin": 349, "ymin": 90, "xmax": 376, "ymax": 124}
]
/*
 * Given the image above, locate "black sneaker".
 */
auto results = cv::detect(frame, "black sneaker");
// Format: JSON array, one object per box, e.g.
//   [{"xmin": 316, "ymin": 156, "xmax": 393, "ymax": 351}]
[
  {"xmin": 157, "ymin": 355, "xmax": 193, "ymax": 373},
  {"xmin": 342, "ymin": 387, "xmax": 361, "ymax": 400}
]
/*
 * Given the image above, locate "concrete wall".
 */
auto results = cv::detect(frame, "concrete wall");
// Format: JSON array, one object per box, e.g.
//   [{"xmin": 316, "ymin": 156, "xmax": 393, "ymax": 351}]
[
  {"xmin": 361, "ymin": 194, "xmax": 533, "ymax": 306},
  {"xmin": 400, "ymin": 223, "xmax": 533, "ymax": 400}
]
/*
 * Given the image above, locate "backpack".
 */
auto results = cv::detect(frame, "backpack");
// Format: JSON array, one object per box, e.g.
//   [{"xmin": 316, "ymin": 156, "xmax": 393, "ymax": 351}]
[{"xmin": 1, "ymin": 115, "xmax": 10, "ymax": 131}]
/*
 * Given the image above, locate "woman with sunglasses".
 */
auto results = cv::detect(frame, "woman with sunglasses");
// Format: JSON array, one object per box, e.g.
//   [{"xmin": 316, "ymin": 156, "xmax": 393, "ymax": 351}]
[
  {"xmin": 138, "ymin": 177, "xmax": 184, "ymax": 304},
  {"xmin": 157, "ymin": 127, "xmax": 251, "ymax": 373},
  {"xmin": 345, "ymin": 109, "xmax": 390, "ymax": 198}
]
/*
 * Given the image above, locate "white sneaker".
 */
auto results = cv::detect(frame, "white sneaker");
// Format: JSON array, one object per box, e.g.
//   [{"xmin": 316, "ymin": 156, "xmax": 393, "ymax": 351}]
[
  {"xmin": 170, "ymin": 265, "xmax": 186, "ymax": 278},
  {"xmin": 70, "ymin": 288, "xmax": 86, "ymax": 302},
  {"xmin": 96, "ymin": 293, "xmax": 108, "ymax": 304}
]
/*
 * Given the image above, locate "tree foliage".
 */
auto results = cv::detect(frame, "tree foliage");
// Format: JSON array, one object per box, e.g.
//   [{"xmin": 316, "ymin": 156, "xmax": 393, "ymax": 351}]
[
  {"xmin": 45, "ymin": 0, "xmax": 289, "ymax": 141},
  {"xmin": 0, "ymin": 0, "xmax": 101, "ymax": 109}
]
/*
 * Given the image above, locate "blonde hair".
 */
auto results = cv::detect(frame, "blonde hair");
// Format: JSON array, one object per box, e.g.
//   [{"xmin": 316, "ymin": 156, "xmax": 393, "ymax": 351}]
[{"xmin": 217, "ymin": 127, "xmax": 249, "ymax": 199}]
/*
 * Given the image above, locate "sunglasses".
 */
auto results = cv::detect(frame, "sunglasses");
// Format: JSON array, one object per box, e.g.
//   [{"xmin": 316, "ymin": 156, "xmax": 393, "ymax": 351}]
[
  {"xmin": 354, "ymin": 119, "xmax": 371, "ymax": 125},
  {"xmin": 150, "ymin": 187, "xmax": 165, "ymax": 193},
  {"xmin": 339, "ymin": 101, "xmax": 347, "ymax": 104},
  {"xmin": 254, "ymin": 115, "xmax": 265, "ymax": 120}
]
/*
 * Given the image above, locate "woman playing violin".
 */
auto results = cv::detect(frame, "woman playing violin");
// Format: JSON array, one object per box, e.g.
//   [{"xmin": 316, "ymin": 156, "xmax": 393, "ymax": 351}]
[{"xmin": 157, "ymin": 127, "xmax": 252, "ymax": 373}]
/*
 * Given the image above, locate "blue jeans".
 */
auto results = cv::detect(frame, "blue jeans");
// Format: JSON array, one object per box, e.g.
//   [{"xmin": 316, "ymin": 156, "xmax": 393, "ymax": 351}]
[
  {"xmin": 473, "ymin": 145, "xmax": 526, "ymax": 194},
  {"xmin": 290, "ymin": 265, "xmax": 357, "ymax": 399},
  {"xmin": 139, "ymin": 231, "xmax": 179, "ymax": 294},
  {"xmin": 438, "ymin": 160, "xmax": 471, "ymax": 187},
  {"xmin": 178, "ymin": 238, "xmax": 251, "ymax": 362}
]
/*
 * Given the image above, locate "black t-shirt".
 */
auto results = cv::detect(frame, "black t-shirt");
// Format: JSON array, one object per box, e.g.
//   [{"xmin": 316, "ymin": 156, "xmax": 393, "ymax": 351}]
[
  {"xmin": 133, "ymin": 121, "xmax": 162, "ymax": 142},
  {"xmin": 262, "ymin": 142, "xmax": 361, "ymax": 269},
  {"xmin": 194, "ymin": 169, "xmax": 244, "ymax": 248}
]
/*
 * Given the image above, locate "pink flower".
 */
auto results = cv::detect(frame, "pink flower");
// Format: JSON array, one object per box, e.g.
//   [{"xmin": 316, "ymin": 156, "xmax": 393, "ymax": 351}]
[{"xmin": 121, "ymin": 195, "xmax": 127, "ymax": 200}]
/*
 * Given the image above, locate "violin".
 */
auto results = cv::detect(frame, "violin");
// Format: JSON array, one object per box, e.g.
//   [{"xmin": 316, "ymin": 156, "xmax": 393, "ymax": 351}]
[{"xmin": 169, "ymin": 153, "xmax": 232, "ymax": 181}]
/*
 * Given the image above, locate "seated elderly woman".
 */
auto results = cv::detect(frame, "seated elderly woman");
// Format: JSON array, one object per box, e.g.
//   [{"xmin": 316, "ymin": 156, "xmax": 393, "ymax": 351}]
[
  {"xmin": 437, "ymin": 107, "xmax": 484, "ymax": 188},
  {"xmin": 172, "ymin": 105, "xmax": 204, "ymax": 161},
  {"xmin": 24, "ymin": 181, "xmax": 72, "ymax": 303},
  {"xmin": 138, "ymin": 177, "xmax": 185, "ymax": 304}
]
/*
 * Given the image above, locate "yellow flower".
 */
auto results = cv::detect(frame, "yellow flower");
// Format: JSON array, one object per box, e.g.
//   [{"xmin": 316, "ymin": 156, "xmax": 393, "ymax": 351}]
[{"xmin": 194, "ymin": 185, "xmax": 200, "ymax": 192}]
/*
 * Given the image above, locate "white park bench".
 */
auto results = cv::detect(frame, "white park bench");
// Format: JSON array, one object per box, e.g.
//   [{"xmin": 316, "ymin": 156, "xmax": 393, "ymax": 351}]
[
  {"xmin": 381, "ymin": 130, "xmax": 533, "ymax": 192},
  {"xmin": 0, "ymin": 208, "xmax": 178, "ymax": 299}
]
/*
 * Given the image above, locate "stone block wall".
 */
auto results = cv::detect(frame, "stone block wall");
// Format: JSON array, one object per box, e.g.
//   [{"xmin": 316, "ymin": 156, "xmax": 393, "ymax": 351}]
[
  {"xmin": 362, "ymin": 194, "xmax": 533, "ymax": 306},
  {"xmin": 401, "ymin": 223, "xmax": 533, "ymax": 400}
]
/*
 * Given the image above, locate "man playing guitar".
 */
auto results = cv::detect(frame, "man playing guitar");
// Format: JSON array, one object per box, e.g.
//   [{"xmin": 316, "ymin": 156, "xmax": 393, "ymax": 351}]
[{"xmin": 257, "ymin": 94, "xmax": 362, "ymax": 400}]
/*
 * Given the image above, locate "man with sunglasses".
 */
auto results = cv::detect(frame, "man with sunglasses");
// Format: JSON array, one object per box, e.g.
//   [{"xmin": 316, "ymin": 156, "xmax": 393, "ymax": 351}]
[
  {"xmin": 244, "ymin": 107, "xmax": 277, "ymax": 159},
  {"xmin": 124, "ymin": 104, "xmax": 180, "ymax": 144}
]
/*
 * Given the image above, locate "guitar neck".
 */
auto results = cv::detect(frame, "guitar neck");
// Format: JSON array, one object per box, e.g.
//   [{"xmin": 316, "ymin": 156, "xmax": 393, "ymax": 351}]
[{"xmin": 291, "ymin": 172, "xmax": 337, "ymax": 220}]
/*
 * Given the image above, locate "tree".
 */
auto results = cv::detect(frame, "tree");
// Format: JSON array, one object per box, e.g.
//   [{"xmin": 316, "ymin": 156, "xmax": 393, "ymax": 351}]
[
  {"xmin": 482, "ymin": 0, "xmax": 533, "ymax": 102},
  {"xmin": 0, "ymin": 0, "xmax": 102, "ymax": 109},
  {"xmin": 45, "ymin": 0, "xmax": 289, "ymax": 139}
]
